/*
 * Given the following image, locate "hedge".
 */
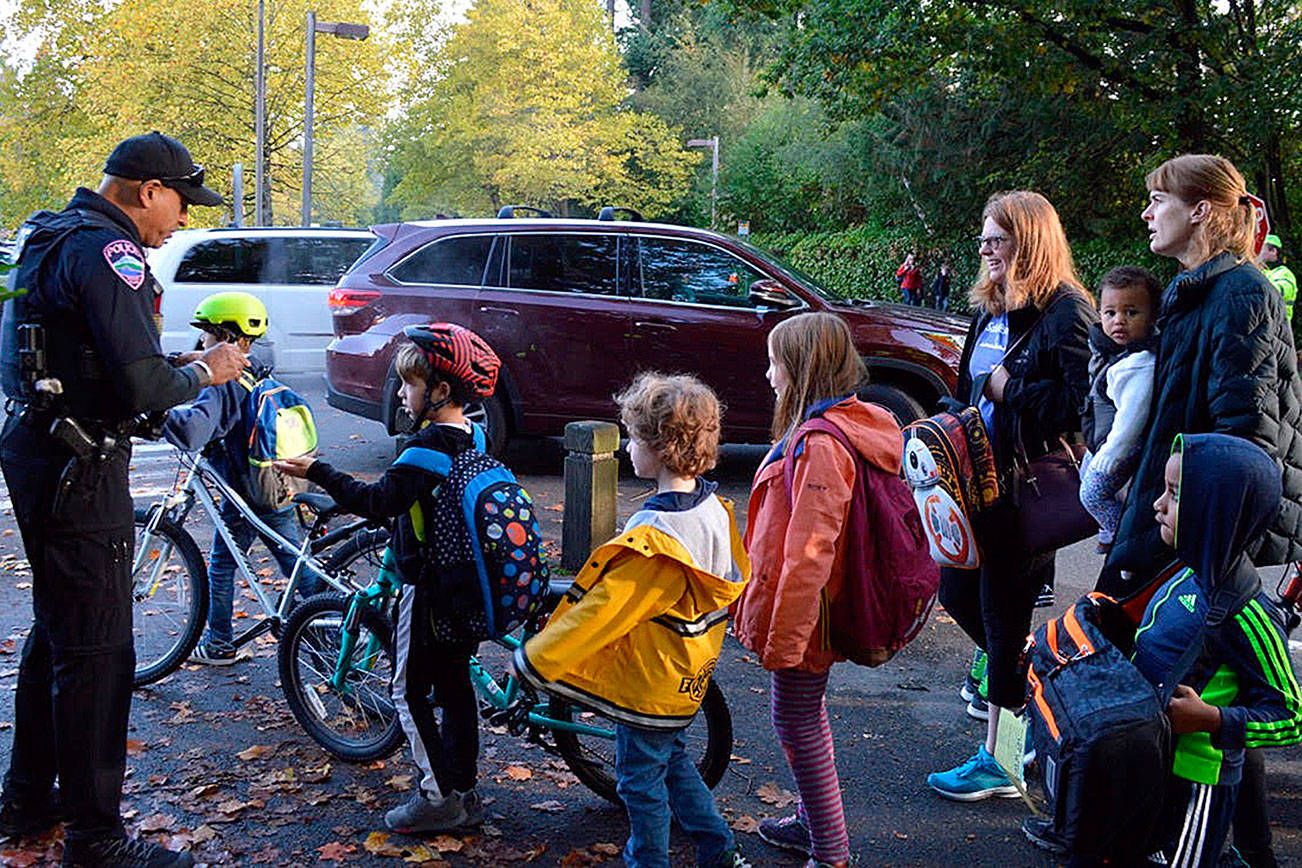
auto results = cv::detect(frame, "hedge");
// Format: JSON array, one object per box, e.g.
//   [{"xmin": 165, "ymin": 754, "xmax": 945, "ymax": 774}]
[{"xmin": 749, "ymin": 227, "xmax": 1174, "ymax": 314}]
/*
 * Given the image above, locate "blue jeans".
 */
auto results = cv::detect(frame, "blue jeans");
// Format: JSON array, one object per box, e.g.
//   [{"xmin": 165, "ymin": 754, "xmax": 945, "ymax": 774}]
[
  {"xmin": 206, "ymin": 501, "xmax": 320, "ymax": 649},
  {"xmin": 615, "ymin": 724, "xmax": 734, "ymax": 868}
]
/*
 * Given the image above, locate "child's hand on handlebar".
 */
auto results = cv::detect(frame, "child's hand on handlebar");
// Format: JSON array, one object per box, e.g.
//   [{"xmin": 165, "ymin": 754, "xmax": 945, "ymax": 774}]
[{"xmin": 274, "ymin": 456, "xmax": 316, "ymax": 478}]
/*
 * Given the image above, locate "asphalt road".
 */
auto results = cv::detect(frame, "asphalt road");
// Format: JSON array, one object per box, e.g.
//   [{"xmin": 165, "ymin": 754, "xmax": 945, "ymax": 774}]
[{"xmin": 0, "ymin": 373, "xmax": 1298, "ymax": 866}]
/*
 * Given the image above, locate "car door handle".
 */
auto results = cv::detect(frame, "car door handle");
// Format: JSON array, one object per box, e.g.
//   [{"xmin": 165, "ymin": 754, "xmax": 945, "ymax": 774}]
[
  {"xmin": 478, "ymin": 305, "xmax": 519, "ymax": 316},
  {"xmin": 634, "ymin": 321, "xmax": 677, "ymax": 331}
]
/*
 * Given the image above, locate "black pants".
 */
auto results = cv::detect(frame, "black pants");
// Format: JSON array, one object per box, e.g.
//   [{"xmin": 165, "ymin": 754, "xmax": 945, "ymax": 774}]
[
  {"xmin": 0, "ymin": 417, "xmax": 134, "ymax": 842},
  {"xmin": 1232, "ymin": 748, "xmax": 1277, "ymax": 867},
  {"xmin": 392, "ymin": 584, "xmax": 479, "ymax": 797},
  {"xmin": 939, "ymin": 501, "xmax": 1054, "ymax": 709}
]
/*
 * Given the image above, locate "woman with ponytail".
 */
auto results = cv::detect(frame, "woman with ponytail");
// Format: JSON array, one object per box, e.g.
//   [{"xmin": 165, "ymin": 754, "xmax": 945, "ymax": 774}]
[{"xmin": 1102, "ymin": 154, "xmax": 1302, "ymax": 591}]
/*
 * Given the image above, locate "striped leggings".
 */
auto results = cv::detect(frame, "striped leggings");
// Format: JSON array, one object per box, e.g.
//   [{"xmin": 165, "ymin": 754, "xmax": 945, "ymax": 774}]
[{"xmin": 771, "ymin": 668, "xmax": 849, "ymax": 863}]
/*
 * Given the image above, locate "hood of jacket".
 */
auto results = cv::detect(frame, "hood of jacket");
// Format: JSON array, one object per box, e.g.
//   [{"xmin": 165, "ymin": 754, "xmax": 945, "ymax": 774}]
[
  {"xmin": 622, "ymin": 491, "xmax": 748, "ymax": 613},
  {"xmin": 1174, "ymin": 433, "xmax": 1281, "ymax": 623},
  {"xmin": 800, "ymin": 395, "xmax": 903, "ymax": 475}
]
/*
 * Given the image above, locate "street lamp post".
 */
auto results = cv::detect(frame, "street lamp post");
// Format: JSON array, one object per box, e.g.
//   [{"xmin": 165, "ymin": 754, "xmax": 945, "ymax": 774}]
[
  {"xmin": 254, "ymin": 0, "xmax": 266, "ymax": 225},
  {"xmin": 687, "ymin": 136, "xmax": 719, "ymax": 231},
  {"xmin": 302, "ymin": 13, "xmax": 369, "ymax": 227}
]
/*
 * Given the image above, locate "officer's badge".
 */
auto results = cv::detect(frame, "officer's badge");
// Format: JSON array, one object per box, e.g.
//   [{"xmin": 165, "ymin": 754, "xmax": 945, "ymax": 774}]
[{"xmin": 102, "ymin": 239, "xmax": 146, "ymax": 290}]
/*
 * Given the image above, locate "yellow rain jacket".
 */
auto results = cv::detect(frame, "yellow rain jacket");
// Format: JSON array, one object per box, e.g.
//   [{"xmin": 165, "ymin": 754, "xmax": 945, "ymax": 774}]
[{"xmin": 514, "ymin": 492, "xmax": 749, "ymax": 730}]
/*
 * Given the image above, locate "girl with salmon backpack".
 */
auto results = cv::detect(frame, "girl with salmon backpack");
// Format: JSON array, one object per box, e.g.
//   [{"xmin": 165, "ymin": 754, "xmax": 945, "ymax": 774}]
[{"xmin": 732, "ymin": 312, "xmax": 912, "ymax": 868}]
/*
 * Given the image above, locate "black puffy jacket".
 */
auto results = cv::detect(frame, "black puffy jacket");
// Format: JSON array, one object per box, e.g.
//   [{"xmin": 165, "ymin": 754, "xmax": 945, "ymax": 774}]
[
  {"xmin": 954, "ymin": 284, "xmax": 1097, "ymax": 467},
  {"xmin": 1106, "ymin": 253, "xmax": 1302, "ymax": 583}
]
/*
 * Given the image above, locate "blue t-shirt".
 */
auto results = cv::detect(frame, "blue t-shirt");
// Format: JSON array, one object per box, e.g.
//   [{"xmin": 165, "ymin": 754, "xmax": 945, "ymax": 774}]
[{"xmin": 969, "ymin": 314, "xmax": 1008, "ymax": 434}]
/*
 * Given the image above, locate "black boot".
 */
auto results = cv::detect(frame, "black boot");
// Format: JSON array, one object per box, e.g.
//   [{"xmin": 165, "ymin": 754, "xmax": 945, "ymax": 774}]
[{"xmin": 61, "ymin": 834, "xmax": 195, "ymax": 868}]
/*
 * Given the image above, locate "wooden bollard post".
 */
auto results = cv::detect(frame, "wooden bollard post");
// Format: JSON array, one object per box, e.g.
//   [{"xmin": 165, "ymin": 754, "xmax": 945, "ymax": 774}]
[{"xmin": 562, "ymin": 420, "xmax": 620, "ymax": 574}]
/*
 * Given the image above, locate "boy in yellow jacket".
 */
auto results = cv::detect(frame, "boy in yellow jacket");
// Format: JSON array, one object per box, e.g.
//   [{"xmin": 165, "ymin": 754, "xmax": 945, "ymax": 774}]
[{"xmin": 514, "ymin": 373, "xmax": 751, "ymax": 868}]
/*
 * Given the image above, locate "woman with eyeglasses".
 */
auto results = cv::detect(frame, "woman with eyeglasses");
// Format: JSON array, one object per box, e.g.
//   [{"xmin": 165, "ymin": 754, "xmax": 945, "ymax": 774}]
[{"xmin": 926, "ymin": 191, "xmax": 1096, "ymax": 803}]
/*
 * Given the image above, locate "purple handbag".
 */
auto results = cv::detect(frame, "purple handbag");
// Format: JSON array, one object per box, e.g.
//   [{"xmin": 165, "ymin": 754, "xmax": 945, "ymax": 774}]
[{"xmin": 1014, "ymin": 437, "xmax": 1096, "ymax": 554}]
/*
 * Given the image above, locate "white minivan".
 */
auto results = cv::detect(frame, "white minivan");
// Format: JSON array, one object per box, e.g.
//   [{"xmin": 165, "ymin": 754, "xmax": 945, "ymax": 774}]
[{"xmin": 151, "ymin": 227, "xmax": 376, "ymax": 375}]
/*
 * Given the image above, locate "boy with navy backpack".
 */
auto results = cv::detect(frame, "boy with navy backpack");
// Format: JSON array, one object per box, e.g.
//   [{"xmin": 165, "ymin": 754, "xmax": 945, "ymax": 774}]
[
  {"xmin": 162, "ymin": 292, "xmax": 323, "ymax": 665},
  {"xmin": 276, "ymin": 323, "xmax": 510, "ymax": 835}
]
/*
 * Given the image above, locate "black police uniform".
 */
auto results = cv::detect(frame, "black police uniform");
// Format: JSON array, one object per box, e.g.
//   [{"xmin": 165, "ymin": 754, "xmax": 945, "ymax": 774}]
[{"xmin": 0, "ymin": 188, "xmax": 204, "ymax": 843}]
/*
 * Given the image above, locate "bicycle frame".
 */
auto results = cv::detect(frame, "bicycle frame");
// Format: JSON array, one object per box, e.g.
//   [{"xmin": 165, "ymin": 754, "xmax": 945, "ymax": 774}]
[
  {"xmin": 135, "ymin": 452, "xmax": 374, "ymax": 648},
  {"xmin": 469, "ymin": 633, "xmax": 616, "ymax": 740}
]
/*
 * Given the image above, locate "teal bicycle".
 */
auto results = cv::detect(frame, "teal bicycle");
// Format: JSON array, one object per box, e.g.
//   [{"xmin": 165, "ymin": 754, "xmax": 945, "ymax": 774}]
[{"xmin": 276, "ymin": 523, "xmax": 734, "ymax": 803}]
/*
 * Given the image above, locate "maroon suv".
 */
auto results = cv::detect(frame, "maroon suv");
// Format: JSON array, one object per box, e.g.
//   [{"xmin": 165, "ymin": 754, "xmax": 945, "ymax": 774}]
[{"xmin": 325, "ymin": 214, "xmax": 968, "ymax": 452}]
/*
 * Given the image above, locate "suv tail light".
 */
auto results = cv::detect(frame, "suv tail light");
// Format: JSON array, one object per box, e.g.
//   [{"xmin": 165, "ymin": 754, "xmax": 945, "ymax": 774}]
[{"xmin": 329, "ymin": 287, "xmax": 381, "ymax": 312}]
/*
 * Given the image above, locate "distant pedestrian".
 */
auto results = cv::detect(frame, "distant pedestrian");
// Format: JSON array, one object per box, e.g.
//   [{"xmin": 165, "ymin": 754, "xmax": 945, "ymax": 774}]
[
  {"xmin": 733, "ymin": 312, "xmax": 906, "ymax": 868},
  {"xmin": 930, "ymin": 263, "xmax": 952, "ymax": 311},
  {"xmin": 1078, "ymin": 266, "xmax": 1159, "ymax": 553},
  {"xmin": 896, "ymin": 253, "xmax": 922, "ymax": 305},
  {"xmin": 1261, "ymin": 233, "xmax": 1297, "ymax": 320}
]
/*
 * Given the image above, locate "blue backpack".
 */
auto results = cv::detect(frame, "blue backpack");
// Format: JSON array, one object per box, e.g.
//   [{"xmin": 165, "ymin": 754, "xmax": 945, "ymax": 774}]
[
  {"xmin": 242, "ymin": 376, "xmax": 319, "ymax": 511},
  {"xmin": 396, "ymin": 426, "xmax": 548, "ymax": 642}
]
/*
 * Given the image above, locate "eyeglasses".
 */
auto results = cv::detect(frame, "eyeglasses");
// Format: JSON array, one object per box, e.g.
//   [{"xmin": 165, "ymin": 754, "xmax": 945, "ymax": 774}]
[
  {"xmin": 975, "ymin": 234, "xmax": 1010, "ymax": 251},
  {"xmin": 159, "ymin": 164, "xmax": 204, "ymax": 187}
]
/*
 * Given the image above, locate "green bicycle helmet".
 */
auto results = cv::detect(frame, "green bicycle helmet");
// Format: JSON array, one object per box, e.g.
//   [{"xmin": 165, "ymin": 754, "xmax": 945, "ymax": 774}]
[{"xmin": 191, "ymin": 291, "xmax": 268, "ymax": 339}]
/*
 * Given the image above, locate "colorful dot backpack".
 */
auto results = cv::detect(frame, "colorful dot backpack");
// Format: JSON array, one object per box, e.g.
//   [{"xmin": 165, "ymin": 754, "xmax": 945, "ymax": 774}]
[{"xmin": 395, "ymin": 426, "xmax": 549, "ymax": 642}]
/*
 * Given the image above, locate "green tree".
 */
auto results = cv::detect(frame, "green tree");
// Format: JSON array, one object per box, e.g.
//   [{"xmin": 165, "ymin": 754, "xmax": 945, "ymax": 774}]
[
  {"xmin": 0, "ymin": 0, "xmax": 387, "ymax": 227},
  {"xmin": 385, "ymin": 0, "xmax": 697, "ymax": 219},
  {"xmin": 733, "ymin": 0, "xmax": 1302, "ymax": 240}
]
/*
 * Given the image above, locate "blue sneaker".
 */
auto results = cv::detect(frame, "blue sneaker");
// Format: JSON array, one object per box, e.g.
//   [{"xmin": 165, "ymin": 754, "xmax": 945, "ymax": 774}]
[{"xmin": 927, "ymin": 746, "xmax": 1020, "ymax": 801}]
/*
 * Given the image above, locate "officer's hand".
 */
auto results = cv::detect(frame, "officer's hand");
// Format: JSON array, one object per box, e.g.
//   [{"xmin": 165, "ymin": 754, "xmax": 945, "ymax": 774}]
[
  {"xmin": 274, "ymin": 457, "xmax": 316, "ymax": 478},
  {"xmin": 1166, "ymin": 684, "xmax": 1221, "ymax": 735},
  {"xmin": 199, "ymin": 342, "xmax": 248, "ymax": 385}
]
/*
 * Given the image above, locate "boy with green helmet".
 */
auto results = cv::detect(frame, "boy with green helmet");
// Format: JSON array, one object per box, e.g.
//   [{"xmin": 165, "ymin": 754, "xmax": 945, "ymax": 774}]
[{"xmin": 162, "ymin": 291, "xmax": 322, "ymax": 664}]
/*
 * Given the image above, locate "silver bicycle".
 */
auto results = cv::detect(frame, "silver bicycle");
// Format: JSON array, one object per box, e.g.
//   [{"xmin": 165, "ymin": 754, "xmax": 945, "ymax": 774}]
[{"xmin": 131, "ymin": 450, "xmax": 388, "ymax": 686}]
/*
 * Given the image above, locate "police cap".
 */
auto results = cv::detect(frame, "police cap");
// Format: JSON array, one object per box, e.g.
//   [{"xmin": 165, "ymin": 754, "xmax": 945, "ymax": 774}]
[{"xmin": 104, "ymin": 132, "xmax": 224, "ymax": 207}]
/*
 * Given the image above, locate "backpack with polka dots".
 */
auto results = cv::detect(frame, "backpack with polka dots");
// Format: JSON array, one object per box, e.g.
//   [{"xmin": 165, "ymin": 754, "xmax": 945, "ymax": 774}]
[{"xmin": 396, "ymin": 428, "xmax": 549, "ymax": 641}]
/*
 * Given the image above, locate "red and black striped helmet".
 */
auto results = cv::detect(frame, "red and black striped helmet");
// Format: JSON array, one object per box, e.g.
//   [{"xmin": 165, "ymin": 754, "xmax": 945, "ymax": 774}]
[{"xmin": 402, "ymin": 323, "xmax": 500, "ymax": 399}]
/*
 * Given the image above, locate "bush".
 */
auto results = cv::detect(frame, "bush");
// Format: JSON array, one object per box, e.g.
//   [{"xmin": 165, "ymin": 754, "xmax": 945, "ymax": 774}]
[{"xmin": 750, "ymin": 227, "xmax": 1176, "ymax": 314}]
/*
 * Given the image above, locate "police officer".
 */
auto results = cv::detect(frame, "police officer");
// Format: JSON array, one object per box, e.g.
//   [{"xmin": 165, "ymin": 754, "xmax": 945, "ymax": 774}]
[{"xmin": 0, "ymin": 132, "xmax": 246, "ymax": 867}]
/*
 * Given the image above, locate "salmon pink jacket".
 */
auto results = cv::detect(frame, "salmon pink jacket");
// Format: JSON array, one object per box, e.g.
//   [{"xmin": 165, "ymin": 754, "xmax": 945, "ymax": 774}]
[{"xmin": 732, "ymin": 397, "xmax": 904, "ymax": 673}]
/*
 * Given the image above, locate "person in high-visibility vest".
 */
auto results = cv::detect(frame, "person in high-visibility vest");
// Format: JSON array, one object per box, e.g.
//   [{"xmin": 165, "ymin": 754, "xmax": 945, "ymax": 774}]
[{"xmin": 1262, "ymin": 233, "xmax": 1298, "ymax": 320}]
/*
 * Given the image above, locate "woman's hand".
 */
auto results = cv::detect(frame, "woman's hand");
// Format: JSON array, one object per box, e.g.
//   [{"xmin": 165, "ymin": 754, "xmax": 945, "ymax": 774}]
[
  {"xmin": 274, "ymin": 456, "xmax": 317, "ymax": 479},
  {"xmin": 1166, "ymin": 684, "xmax": 1222, "ymax": 735},
  {"xmin": 986, "ymin": 365, "xmax": 1010, "ymax": 402}
]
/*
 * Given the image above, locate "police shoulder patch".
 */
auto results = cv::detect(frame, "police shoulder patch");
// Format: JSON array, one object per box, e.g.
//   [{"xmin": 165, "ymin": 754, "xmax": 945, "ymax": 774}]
[{"xmin": 102, "ymin": 239, "xmax": 146, "ymax": 290}]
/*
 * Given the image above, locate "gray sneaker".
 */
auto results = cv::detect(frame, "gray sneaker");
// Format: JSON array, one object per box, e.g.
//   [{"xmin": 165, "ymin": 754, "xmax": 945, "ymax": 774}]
[
  {"xmin": 456, "ymin": 788, "xmax": 484, "ymax": 826},
  {"xmin": 385, "ymin": 791, "xmax": 466, "ymax": 834}
]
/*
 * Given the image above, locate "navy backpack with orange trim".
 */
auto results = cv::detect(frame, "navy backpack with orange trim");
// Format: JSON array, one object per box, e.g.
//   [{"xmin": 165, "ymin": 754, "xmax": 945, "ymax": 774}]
[{"xmin": 1024, "ymin": 592, "xmax": 1173, "ymax": 861}]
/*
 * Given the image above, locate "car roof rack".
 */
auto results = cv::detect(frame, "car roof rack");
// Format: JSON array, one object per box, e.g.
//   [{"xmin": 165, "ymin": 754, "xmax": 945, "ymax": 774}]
[
  {"xmin": 597, "ymin": 206, "xmax": 643, "ymax": 222},
  {"xmin": 497, "ymin": 205, "xmax": 553, "ymax": 219}
]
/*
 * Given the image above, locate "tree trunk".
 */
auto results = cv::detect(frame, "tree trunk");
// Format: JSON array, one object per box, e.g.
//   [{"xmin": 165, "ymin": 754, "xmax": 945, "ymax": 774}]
[
  {"xmin": 1173, "ymin": 0, "xmax": 1208, "ymax": 151},
  {"xmin": 641, "ymin": 0, "xmax": 651, "ymax": 31},
  {"xmin": 1263, "ymin": 127, "xmax": 1292, "ymax": 241}
]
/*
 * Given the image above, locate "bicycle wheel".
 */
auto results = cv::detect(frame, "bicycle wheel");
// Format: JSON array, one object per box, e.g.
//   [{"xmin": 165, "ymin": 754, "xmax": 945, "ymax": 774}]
[
  {"xmin": 278, "ymin": 593, "xmax": 404, "ymax": 762},
  {"xmin": 549, "ymin": 679, "xmax": 733, "ymax": 805},
  {"xmin": 132, "ymin": 507, "xmax": 208, "ymax": 687},
  {"xmin": 322, "ymin": 527, "xmax": 392, "ymax": 596}
]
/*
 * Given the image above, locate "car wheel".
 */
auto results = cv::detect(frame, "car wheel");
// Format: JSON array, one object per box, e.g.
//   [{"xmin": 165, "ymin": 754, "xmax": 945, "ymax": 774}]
[{"xmin": 859, "ymin": 383, "xmax": 927, "ymax": 425}]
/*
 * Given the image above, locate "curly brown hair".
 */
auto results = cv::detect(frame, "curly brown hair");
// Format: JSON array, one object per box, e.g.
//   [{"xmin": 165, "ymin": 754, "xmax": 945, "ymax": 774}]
[{"xmin": 616, "ymin": 373, "xmax": 723, "ymax": 477}]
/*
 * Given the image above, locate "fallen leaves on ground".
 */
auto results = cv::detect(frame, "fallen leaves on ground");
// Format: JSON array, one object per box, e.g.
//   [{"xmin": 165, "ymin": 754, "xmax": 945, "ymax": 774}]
[
  {"xmin": 236, "ymin": 744, "xmax": 275, "ymax": 761},
  {"xmin": 756, "ymin": 782, "xmax": 797, "ymax": 808},
  {"xmin": 317, "ymin": 840, "xmax": 358, "ymax": 861},
  {"xmin": 730, "ymin": 814, "xmax": 760, "ymax": 833},
  {"xmin": 529, "ymin": 799, "xmax": 566, "ymax": 813},
  {"xmin": 503, "ymin": 764, "xmax": 533, "ymax": 781},
  {"xmin": 384, "ymin": 774, "xmax": 413, "ymax": 791}
]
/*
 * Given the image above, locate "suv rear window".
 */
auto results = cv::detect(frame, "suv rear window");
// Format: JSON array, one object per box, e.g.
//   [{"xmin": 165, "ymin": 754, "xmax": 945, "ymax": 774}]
[
  {"xmin": 175, "ymin": 238, "xmax": 272, "ymax": 283},
  {"xmin": 503, "ymin": 234, "xmax": 617, "ymax": 296},
  {"xmin": 283, "ymin": 237, "xmax": 374, "ymax": 285},
  {"xmin": 390, "ymin": 236, "xmax": 493, "ymax": 286}
]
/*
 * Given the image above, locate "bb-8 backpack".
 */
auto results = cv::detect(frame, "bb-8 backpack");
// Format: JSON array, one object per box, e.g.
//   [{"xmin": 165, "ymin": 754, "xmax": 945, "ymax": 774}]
[{"xmin": 901, "ymin": 407, "xmax": 1000, "ymax": 569}]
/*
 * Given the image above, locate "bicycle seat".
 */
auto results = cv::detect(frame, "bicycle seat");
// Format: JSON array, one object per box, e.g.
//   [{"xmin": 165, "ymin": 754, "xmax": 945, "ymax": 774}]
[{"xmin": 292, "ymin": 492, "xmax": 340, "ymax": 518}]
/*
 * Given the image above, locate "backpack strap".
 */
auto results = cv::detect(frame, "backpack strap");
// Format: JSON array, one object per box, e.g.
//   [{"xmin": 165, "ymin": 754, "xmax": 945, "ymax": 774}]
[
  {"xmin": 783, "ymin": 417, "xmax": 856, "ymax": 512},
  {"xmin": 393, "ymin": 446, "xmax": 456, "ymax": 544}
]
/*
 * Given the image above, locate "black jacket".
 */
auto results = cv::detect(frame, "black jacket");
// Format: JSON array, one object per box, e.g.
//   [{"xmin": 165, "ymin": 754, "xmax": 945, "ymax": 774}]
[
  {"xmin": 1, "ymin": 188, "xmax": 201, "ymax": 423},
  {"xmin": 307, "ymin": 423, "xmax": 477, "ymax": 586},
  {"xmin": 954, "ymin": 284, "xmax": 1097, "ymax": 467},
  {"xmin": 1106, "ymin": 254, "xmax": 1302, "ymax": 583}
]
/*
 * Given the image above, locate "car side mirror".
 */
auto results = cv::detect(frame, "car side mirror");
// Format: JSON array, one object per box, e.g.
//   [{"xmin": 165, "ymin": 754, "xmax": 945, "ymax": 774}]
[{"xmin": 749, "ymin": 279, "xmax": 800, "ymax": 309}]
